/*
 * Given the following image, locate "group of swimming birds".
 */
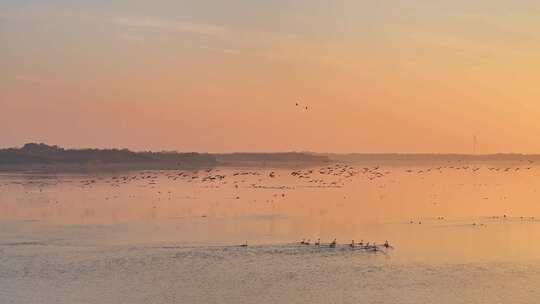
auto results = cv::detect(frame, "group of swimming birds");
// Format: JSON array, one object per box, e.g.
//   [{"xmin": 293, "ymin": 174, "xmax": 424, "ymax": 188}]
[{"xmin": 239, "ymin": 239, "xmax": 393, "ymax": 252}]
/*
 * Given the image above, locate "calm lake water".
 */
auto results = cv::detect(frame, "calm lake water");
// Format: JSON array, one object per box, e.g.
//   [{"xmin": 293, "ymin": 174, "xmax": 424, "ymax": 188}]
[{"xmin": 1, "ymin": 163, "xmax": 540, "ymax": 303}]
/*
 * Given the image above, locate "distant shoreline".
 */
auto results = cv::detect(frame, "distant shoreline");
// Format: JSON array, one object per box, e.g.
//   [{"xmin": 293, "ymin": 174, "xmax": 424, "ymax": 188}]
[
  {"xmin": 0, "ymin": 143, "xmax": 330, "ymax": 172},
  {"xmin": 319, "ymin": 153, "xmax": 539, "ymax": 165},
  {"xmin": 0, "ymin": 160, "xmax": 331, "ymax": 173},
  {"xmin": 1, "ymin": 143, "xmax": 538, "ymax": 172}
]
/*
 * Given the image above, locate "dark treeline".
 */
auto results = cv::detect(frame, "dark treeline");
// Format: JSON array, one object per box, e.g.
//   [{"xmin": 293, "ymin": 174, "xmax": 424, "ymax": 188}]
[
  {"xmin": 7, "ymin": 143, "xmax": 537, "ymax": 169},
  {"xmin": 0, "ymin": 143, "xmax": 216, "ymax": 167},
  {"xmin": 0, "ymin": 143, "xmax": 330, "ymax": 169}
]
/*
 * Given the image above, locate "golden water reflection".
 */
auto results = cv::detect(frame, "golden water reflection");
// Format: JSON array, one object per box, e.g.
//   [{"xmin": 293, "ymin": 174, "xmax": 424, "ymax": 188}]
[{"xmin": 2, "ymin": 163, "xmax": 540, "ymax": 262}]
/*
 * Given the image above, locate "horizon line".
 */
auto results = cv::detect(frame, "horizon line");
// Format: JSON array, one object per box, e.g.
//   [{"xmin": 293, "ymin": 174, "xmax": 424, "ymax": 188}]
[{"xmin": 4, "ymin": 142, "xmax": 540, "ymax": 157}]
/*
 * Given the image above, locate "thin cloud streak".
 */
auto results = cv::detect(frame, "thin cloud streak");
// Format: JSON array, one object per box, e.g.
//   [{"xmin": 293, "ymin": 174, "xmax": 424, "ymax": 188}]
[{"xmin": 112, "ymin": 16, "xmax": 228, "ymax": 38}]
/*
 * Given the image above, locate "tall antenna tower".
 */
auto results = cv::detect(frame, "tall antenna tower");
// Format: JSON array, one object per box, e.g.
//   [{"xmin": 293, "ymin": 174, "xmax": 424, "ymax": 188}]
[{"xmin": 473, "ymin": 135, "xmax": 477, "ymax": 155}]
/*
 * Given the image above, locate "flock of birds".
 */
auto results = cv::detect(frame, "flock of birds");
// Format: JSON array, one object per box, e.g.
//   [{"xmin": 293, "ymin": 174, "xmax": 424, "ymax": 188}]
[
  {"xmin": 64, "ymin": 161, "xmax": 540, "ymax": 214},
  {"xmin": 61, "ymin": 163, "xmax": 391, "ymax": 194},
  {"xmin": 404, "ymin": 162, "xmax": 535, "ymax": 175},
  {"xmin": 239, "ymin": 239, "xmax": 393, "ymax": 252},
  {"xmin": 295, "ymin": 101, "xmax": 309, "ymax": 111},
  {"xmin": 2, "ymin": 160, "xmax": 536, "ymax": 192},
  {"xmin": 1, "ymin": 160, "xmax": 539, "ymax": 232}
]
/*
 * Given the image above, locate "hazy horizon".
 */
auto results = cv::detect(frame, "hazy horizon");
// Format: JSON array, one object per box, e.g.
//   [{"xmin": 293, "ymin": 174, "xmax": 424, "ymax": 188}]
[
  {"xmin": 2, "ymin": 141, "xmax": 540, "ymax": 155},
  {"xmin": 6, "ymin": 142, "xmax": 540, "ymax": 157}
]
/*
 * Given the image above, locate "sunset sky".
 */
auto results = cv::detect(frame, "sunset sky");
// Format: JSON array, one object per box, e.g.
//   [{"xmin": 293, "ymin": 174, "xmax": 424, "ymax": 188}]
[{"xmin": 2, "ymin": 1, "xmax": 540, "ymax": 153}]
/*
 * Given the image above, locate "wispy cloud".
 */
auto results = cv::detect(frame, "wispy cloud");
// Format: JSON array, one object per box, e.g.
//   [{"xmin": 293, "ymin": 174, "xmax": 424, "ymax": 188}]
[
  {"xmin": 14, "ymin": 75, "xmax": 80, "ymax": 87},
  {"xmin": 3, "ymin": 5, "xmax": 347, "ymax": 69},
  {"xmin": 196, "ymin": 45, "xmax": 243, "ymax": 55},
  {"xmin": 118, "ymin": 33, "xmax": 147, "ymax": 44},
  {"xmin": 112, "ymin": 16, "xmax": 228, "ymax": 38},
  {"xmin": 110, "ymin": 15, "xmax": 317, "ymax": 63},
  {"xmin": 14, "ymin": 75, "xmax": 47, "ymax": 85}
]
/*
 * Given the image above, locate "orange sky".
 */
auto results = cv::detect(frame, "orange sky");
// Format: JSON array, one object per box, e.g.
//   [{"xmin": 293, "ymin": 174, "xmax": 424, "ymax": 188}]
[{"xmin": 2, "ymin": 1, "xmax": 540, "ymax": 153}]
